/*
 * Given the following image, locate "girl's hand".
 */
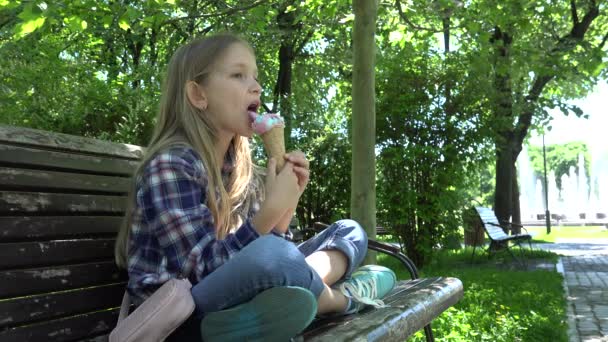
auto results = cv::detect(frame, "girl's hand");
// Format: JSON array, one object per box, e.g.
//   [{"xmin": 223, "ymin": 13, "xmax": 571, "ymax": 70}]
[
  {"xmin": 284, "ymin": 151, "xmax": 309, "ymax": 195},
  {"xmin": 252, "ymin": 158, "xmax": 299, "ymax": 234},
  {"xmin": 264, "ymin": 158, "xmax": 300, "ymax": 213}
]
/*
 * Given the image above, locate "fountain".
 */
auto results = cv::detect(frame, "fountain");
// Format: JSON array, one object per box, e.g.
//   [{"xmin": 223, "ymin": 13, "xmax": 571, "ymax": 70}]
[
  {"xmin": 518, "ymin": 147, "xmax": 607, "ymax": 223},
  {"xmin": 589, "ymin": 141, "xmax": 608, "ymax": 219}
]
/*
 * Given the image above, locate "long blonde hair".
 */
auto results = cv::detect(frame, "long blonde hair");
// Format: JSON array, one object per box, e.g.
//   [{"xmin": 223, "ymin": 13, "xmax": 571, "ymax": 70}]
[{"xmin": 115, "ymin": 34, "xmax": 261, "ymax": 268}]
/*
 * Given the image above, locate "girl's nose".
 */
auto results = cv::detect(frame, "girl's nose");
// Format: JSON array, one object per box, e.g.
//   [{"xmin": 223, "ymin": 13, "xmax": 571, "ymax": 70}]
[{"xmin": 251, "ymin": 78, "xmax": 262, "ymax": 94}]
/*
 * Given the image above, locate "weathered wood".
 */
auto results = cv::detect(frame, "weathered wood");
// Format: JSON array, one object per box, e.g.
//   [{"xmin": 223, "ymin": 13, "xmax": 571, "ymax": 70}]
[
  {"xmin": 0, "ymin": 283, "xmax": 124, "ymax": 328},
  {"xmin": 0, "ymin": 261, "xmax": 126, "ymax": 298},
  {"xmin": 0, "ymin": 125, "xmax": 144, "ymax": 160},
  {"xmin": 0, "ymin": 216, "xmax": 122, "ymax": 241},
  {"xmin": 0, "ymin": 191, "xmax": 126, "ymax": 214},
  {"xmin": 301, "ymin": 277, "xmax": 463, "ymax": 341},
  {"xmin": 0, "ymin": 144, "xmax": 138, "ymax": 176},
  {"xmin": 0, "ymin": 308, "xmax": 119, "ymax": 342},
  {"xmin": 0, "ymin": 239, "xmax": 115, "ymax": 269},
  {"xmin": 0, "ymin": 167, "xmax": 130, "ymax": 194}
]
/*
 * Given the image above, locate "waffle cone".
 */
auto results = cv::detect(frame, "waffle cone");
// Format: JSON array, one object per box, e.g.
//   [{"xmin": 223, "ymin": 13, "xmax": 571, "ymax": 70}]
[{"xmin": 261, "ymin": 126, "xmax": 285, "ymax": 171}]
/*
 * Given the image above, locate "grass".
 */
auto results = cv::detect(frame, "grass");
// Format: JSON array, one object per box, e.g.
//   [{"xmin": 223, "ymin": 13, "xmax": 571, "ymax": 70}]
[
  {"xmin": 526, "ymin": 225, "xmax": 608, "ymax": 243},
  {"xmin": 376, "ymin": 246, "xmax": 568, "ymax": 342}
]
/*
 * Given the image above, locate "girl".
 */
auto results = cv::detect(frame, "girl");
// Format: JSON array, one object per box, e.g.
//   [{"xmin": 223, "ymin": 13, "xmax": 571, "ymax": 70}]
[{"xmin": 114, "ymin": 33, "xmax": 396, "ymax": 342}]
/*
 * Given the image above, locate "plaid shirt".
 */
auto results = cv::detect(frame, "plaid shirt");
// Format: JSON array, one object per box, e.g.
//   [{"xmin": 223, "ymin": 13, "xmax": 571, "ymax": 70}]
[{"xmin": 126, "ymin": 146, "xmax": 289, "ymax": 304}]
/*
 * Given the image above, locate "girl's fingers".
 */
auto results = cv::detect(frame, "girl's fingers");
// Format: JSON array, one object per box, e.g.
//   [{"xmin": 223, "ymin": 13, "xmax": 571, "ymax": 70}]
[
  {"xmin": 293, "ymin": 166, "xmax": 309, "ymax": 178},
  {"xmin": 292, "ymin": 166, "xmax": 310, "ymax": 189},
  {"xmin": 266, "ymin": 158, "xmax": 277, "ymax": 182},
  {"xmin": 285, "ymin": 151, "xmax": 309, "ymax": 169}
]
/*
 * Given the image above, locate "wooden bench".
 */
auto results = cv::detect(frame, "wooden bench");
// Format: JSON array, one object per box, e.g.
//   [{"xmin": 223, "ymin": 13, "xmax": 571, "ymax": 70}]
[
  {"xmin": 0, "ymin": 125, "xmax": 464, "ymax": 342},
  {"xmin": 471, "ymin": 206, "xmax": 533, "ymax": 267}
]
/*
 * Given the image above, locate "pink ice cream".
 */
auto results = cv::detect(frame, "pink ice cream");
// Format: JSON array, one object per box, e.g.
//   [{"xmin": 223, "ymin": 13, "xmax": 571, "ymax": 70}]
[
  {"xmin": 250, "ymin": 112, "xmax": 285, "ymax": 134},
  {"xmin": 249, "ymin": 112, "xmax": 286, "ymax": 171}
]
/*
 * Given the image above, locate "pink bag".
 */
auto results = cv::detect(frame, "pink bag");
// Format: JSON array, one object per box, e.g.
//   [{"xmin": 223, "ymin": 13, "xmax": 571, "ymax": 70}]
[{"xmin": 110, "ymin": 278, "xmax": 195, "ymax": 342}]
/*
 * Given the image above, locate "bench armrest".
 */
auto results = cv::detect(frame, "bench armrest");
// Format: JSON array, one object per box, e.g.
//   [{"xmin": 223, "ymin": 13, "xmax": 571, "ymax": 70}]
[
  {"xmin": 497, "ymin": 221, "xmax": 530, "ymax": 235},
  {"xmin": 368, "ymin": 239, "xmax": 420, "ymax": 279}
]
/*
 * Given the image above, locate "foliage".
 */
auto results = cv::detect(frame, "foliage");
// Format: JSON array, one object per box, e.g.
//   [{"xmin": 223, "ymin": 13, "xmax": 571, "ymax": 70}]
[
  {"xmin": 374, "ymin": 9, "xmax": 495, "ymax": 265},
  {"xmin": 378, "ymin": 248, "xmax": 567, "ymax": 341},
  {"xmin": 1, "ymin": 0, "xmax": 607, "ymax": 266}
]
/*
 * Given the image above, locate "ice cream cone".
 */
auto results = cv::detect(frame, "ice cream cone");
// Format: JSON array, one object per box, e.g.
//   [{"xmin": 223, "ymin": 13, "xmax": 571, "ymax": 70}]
[{"xmin": 261, "ymin": 126, "xmax": 285, "ymax": 171}]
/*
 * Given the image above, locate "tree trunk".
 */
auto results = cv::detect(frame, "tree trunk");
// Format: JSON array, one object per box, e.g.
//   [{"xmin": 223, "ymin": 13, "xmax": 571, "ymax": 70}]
[
  {"xmin": 511, "ymin": 162, "xmax": 522, "ymax": 234},
  {"xmin": 491, "ymin": 26, "xmax": 514, "ymax": 230},
  {"xmin": 494, "ymin": 139, "xmax": 513, "ymax": 232},
  {"xmin": 351, "ymin": 0, "xmax": 378, "ymax": 264},
  {"xmin": 273, "ymin": 4, "xmax": 296, "ymax": 151}
]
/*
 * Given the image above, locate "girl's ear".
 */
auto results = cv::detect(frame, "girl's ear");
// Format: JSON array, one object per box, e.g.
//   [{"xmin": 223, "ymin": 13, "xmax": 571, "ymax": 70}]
[{"xmin": 186, "ymin": 81, "xmax": 207, "ymax": 110}]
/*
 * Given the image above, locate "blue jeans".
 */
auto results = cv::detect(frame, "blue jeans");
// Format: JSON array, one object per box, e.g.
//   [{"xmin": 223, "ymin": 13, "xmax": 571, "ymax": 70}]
[{"xmin": 192, "ymin": 219, "xmax": 368, "ymax": 317}]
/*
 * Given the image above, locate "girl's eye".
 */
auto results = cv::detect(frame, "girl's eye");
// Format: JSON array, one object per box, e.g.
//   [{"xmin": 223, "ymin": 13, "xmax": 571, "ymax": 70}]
[{"xmin": 232, "ymin": 73, "xmax": 244, "ymax": 79}]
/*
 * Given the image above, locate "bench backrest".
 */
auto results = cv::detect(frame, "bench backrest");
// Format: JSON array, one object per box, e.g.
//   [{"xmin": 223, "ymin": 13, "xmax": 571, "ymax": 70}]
[
  {"xmin": 474, "ymin": 206, "xmax": 509, "ymax": 240},
  {"xmin": 0, "ymin": 125, "xmax": 142, "ymax": 342}
]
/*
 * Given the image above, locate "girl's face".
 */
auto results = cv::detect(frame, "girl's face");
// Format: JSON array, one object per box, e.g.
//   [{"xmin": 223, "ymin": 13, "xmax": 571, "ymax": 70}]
[{"xmin": 202, "ymin": 43, "xmax": 262, "ymax": 141}]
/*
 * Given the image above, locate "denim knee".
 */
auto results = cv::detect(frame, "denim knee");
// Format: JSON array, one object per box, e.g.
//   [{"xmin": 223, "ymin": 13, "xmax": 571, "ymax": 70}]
[
  {"xmin": 297, "ymin": 219, "xmax": 369, "ymax": 279},
  {"xmin": 234, "ymin": 236, "xmax": 324, "ymax": 295},
  {"xmin": 191, "ymin": 235, "xmax": 325, "ymax": 315},
  {"xmin": 334, "ymin": 219, "xmax": 368, "ymax": 274},
  {"xmin": 239, "ymin": 236, "xmax": 306, "ymax": 284},
  {"xmin": 335, "ymin": 219, "xmax": 368, "ymax": 251}
]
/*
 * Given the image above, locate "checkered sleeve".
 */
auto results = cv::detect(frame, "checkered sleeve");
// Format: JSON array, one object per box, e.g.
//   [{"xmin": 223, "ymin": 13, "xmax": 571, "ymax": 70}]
[{"xmin": 137, "ymin": 148, "xmax": 260, "ymax": 281}]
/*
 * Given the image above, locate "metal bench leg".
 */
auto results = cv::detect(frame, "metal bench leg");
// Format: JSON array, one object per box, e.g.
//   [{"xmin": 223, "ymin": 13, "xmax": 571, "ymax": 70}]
[
  {"xmin": 505, "ymin": 244, "xmax": 525, "ymax": 268},
  {"xmin": 424, "ymin": 324, "xmax": 435, "ymax": 342}
]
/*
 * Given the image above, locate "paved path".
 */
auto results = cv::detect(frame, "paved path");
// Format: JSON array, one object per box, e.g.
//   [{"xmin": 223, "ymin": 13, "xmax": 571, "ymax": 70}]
[{"xmin": 534, "ymin": 239, "xmax": 608, "ymax": 342}]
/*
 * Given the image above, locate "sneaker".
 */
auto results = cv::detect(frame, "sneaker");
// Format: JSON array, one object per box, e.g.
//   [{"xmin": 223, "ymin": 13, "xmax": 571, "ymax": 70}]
[
  {"xmin": 200, "ymin": 286, "xmax": 317, "ymax": 342},
  {"xmin": 339, "ymin": 264, "xmax": 397, "ymax": 314}
]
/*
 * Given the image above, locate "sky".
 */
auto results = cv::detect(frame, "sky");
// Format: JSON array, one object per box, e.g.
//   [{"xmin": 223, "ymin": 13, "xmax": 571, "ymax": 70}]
[{"xmin": 528, "ymin": 81, "xmax": 607, "ymax": 151}]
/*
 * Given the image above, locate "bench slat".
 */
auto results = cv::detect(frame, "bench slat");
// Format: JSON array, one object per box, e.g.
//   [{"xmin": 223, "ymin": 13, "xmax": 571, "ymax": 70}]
[
  {"xmin": 0, "ymin": 144, "xmax": 138, "ymax": 176},
  {"xmin": 0, "ymin": 308, "xmax": 119, "ymax": 342},
  {"xmin": 302, "ymin": 277, "xmax": 463, "ymax": 341},
  {"xmin": 0, "ymin": 216, "xmax": 122, "ymax": 241},
  {"xmin": 0, "ymin": 167, "xmax": 130, "ymax": 194},
  {"xmin": 0, "ymin": 191, "xmax": 126, "ymax": 214},
  {"xmin": 0, "ymin": 125, "xmax": 143, "ymax": 160},
  {"xmin": 0, "ymin": 283, "xmax": 124, "ymax": 329},
  {"xmin": 0, "ymin": 239, "xmax": 115, "ymax": 269},
  {"xmin": 0, "ymin": 261, "xmax": 126, "ymax": 298}
]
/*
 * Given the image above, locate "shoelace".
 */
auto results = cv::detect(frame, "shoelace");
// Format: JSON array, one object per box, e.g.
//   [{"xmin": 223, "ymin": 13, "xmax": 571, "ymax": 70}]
[{"xmin": 339, "ymin": 276, "xmax": 387, "ymax": 308}]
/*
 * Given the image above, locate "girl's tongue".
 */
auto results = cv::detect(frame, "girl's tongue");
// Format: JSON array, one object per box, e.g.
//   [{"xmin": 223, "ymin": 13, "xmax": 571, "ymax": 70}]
[{"xmin": 248, "ymin": 111, "xmax": 258, "ymax": 121}]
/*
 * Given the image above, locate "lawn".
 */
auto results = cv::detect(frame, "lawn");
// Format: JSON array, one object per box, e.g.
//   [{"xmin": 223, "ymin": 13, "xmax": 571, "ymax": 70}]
[
  {"xmin": 526, "ymin": 225, "xmax": 608, "ymax": 242},
  {"xmin": 377, "ymin": 247, "xmax": 568, "ymax": 342}
]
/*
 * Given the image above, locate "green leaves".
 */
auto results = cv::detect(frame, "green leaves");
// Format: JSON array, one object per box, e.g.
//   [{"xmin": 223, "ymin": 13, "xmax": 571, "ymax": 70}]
[{"xmin": 13, "ymin": 3, "xmax": 46, "ymax": 38}]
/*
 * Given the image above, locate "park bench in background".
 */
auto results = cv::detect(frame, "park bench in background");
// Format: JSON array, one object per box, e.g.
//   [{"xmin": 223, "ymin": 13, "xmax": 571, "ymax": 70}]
[
  {"xmin": 0, "ymin": 124, "xmax": 463, "ymax": 342},
  {"xmin": 471, "ymin": 206, "xmax": 533, "ymax": 267}
]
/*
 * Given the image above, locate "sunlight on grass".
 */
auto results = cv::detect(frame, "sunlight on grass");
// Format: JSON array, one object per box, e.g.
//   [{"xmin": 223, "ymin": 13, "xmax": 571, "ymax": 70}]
[
  {"xmin": 527, "ymin": 225, "xmax": 608, "ymax": 243},
  {"xmin": 377, "ymin": 248, "xmax": 567, "ymax": 342}
]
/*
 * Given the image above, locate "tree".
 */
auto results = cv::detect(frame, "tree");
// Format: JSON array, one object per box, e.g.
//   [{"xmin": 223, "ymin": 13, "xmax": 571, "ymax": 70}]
[
  {"xmin": 479, "ymin": 0, "xmax": 607, "ymax": 229},
  {"xmin": 351, "ymin": 0, "xmax": 378, "ymax": 264}
]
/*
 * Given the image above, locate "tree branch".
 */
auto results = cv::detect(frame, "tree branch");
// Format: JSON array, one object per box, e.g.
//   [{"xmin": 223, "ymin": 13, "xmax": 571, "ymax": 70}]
[
  {"xmin": 160, "ymin": 0, "xmax": 272, "ymax": 27},
  {"xmin": 570, "ymin": 0, "xmax": 579, "ymax": 25},
  {"xmin": 514, "ymin": 1, "xmax": 600, "ymax": 151},
  {"xmin": 394, "ymin": 0, "xmax": 458, "ymax": 33},
  {"xmin": 599, "ymin": 31, "xmax": 608, "ymax": 49}
]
